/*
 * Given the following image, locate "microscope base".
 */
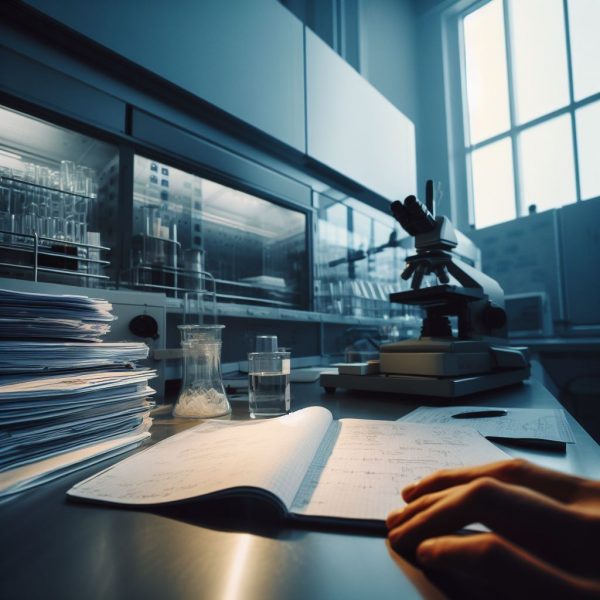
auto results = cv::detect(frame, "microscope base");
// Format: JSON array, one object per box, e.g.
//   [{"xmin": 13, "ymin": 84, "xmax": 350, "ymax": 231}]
[
  {"xmin": 378, "ymin": 341, "xmax": 529, "ymax": 377},
  {"xmin": 320, "ymin": 367, "xmax": 530, "ymax": 399},
  {"xmin": 379, "ymin": 351, "xmax": 493, "ymax": 377}
]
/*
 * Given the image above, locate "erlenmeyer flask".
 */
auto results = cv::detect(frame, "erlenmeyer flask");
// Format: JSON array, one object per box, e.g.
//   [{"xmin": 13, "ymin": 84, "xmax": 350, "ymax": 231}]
[{"xmin": 173, "ymin": 324, "xmax": 231, "ymax": 418}]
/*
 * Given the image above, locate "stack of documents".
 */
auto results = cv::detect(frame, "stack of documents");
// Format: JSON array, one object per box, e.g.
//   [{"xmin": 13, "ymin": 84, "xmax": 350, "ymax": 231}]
[
  {"xmin": 0, "ymin": 288, "xmax": 155, "ymax": 499},
  {"xmin": 0, "ymin": 288, "xmax": 115, "ymax": 342},
  {"xmin": 0, "ymin": 341, "xmax": 149, "ymax": 373}
]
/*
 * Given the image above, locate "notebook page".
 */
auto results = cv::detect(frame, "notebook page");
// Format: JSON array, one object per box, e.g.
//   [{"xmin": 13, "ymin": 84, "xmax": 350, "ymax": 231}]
[
  {"xmin": 68, "ymin": 406, "xmax": 332, "ymax": 509},
  {"xmin": 291, "ymin": 419, "xmax": 509, "ymax": 522}
]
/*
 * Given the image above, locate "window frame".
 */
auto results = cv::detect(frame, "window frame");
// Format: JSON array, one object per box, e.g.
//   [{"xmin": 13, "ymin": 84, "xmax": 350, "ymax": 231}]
[{"xmin": 443, "ymin": 0, "xmax": 600, "ymax": 231}]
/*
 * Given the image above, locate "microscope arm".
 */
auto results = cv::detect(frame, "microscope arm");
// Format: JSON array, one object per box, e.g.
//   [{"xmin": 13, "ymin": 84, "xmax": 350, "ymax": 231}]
[{"xmin": 445, "ymin": 258, "xmax": 505, "ymax": 309}]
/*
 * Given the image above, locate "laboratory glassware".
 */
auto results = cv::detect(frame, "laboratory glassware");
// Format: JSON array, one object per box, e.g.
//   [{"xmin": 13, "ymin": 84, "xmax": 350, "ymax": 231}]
[{"xmin": 173, "ymin": 324, "xmax": 231, "ymax": 418}]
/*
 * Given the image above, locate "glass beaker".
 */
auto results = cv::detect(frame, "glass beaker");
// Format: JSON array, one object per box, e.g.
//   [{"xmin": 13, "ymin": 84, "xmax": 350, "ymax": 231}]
[
  {"xmin": 248, "ymin": 350, "xmax": 291, "ymax": 419},
  {"xmin": 173, "ymin": 324, "xmax": 231, "ymax": 418}
]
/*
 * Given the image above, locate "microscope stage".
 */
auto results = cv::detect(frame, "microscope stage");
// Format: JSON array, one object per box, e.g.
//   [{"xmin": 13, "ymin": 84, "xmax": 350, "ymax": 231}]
[
  {"xmin": 389, "ymin": 284, "xmax": 485, "ymax": 306},
  {"xmin": 320, "ymin": 367, "xmax": 530, "ymax": 399}
]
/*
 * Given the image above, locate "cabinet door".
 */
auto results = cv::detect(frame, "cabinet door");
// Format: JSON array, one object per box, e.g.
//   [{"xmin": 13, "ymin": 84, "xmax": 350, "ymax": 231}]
[
  {"xmin": 560, "ymin": 199, "xmax": 600, "ymax": 326},
  {"xmin": 305, "ymin": 29, "xmax": 416, "ymax": 201},
  {"xmin": 22, "ymin": 0, "xmax": 306, "ymax": 152}
]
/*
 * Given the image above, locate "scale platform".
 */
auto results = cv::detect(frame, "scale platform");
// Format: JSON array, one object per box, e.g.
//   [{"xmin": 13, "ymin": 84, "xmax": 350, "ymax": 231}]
[{"xmin": 319, "ymin": 366, "xmax": 530, "ymax": 399}]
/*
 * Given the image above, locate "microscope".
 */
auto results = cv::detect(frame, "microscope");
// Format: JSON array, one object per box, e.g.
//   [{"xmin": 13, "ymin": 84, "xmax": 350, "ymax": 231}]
[{"xmin": 321, "ymin": 181, "xmax": 529, "ymax": 398}]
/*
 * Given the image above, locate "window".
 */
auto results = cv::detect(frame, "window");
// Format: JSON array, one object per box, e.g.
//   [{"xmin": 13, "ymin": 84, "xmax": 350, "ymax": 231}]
[{"xmin": 460, "ymin": 0, "xmax": 600, "ymax": 229}]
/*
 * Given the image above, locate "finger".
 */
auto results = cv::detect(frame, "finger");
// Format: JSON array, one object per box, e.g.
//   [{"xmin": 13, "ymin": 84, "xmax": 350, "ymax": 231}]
[
  {"xmin": 387, "ymin": 484, "xmax": 467, "ymax": 530},
  {"xmin": 389, "ymin": 477, "xmax": 582, "ymax": 567},
  {"xmin": 402, "ymin": 458, "xmax": 587, "ymax": 504},
  {"xmin": 414, "ymin": 534, "xmax": 600, "ymax": 600}
]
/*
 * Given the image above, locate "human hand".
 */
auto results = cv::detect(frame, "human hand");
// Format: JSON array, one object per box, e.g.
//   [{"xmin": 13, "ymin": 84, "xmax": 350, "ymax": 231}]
[{"xmin": 386, "ymin": 459, "xmax": 600, "ymax": 598}]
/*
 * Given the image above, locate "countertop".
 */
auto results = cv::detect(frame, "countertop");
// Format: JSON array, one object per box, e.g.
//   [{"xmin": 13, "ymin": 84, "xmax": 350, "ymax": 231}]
[{"xmin": 1, "ymin": 376, "xmax": 599, "ymax": 600}]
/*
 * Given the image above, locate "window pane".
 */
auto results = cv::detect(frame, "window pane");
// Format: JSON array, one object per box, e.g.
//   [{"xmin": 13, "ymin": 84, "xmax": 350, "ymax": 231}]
[
  {"xmin": 471, "ymin": 138, "xmax": 516, "ymax": 228},
  {"xmin": 519, "ymin": 115, "xmax": 576, "ymax": 213},
  {"xmin": 568, "ymin": 0, "xmax": 600, "ymax": 100},
  {"xmin": 510, "ymin": 0, "xmax": 569, "ymax": 123},
  {"xmin": 463, "ymin": 0, "xmax": 510, "ymax": 144},
  {"xmin": 576, "ymin": 101, "xmax": 600, "ymax": 200}
]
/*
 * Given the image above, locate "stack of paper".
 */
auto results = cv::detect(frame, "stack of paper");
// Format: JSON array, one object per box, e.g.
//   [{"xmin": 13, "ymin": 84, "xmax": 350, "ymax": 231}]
[
  {"xmin": 0, "ymin": 317, "xmax": 111, "ymax": 341},
  {"xmin": 0, "ymin": 288, "xmax": 115, "ymax": 342},
  {"xmin": 0, "ymin": 341, "xmax": 150, "ymax": 373},
  {"xmin": 0, "ymin": 288, "xmax": 156, "ymax": 499}
]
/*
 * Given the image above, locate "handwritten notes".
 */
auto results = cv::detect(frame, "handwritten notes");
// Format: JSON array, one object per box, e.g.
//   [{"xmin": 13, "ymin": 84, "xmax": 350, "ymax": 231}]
[
  {"xmin": 291, "ymin": 419, "xmax": 508, "ymax": 521},
  {"xmin": 69, "ymin": 407, "xmax": 509, "ymax": 524},
  {"xmin": 68, "ymin": 407, "xmax": 332, "ymax": 509}
]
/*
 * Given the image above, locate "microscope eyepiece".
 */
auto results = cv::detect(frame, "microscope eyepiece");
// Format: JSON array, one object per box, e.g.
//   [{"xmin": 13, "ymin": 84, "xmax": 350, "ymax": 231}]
[
  {"xmin": 403, "ymin": 195, "xmax": 436, "ymax": 234},
  {"xmin": 391, "ymin": 199, "xmax": 415, "ymax": 235}
]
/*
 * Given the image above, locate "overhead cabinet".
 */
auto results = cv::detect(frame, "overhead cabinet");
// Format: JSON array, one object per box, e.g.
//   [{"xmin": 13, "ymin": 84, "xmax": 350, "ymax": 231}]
[
  {"xmin": 0, "ymin": 46, "xmax": 127, "ymax": 135},
  {"xmin": 19, "ymin": 1, "xmax": 416, "ymax": 203},
  {"xmin": 21, "ymin": 0, "xmax": 306, "ymax": 152},
  {"xmin": 305, "ymin": 29, "xmax": 416, "ymax": 202}
]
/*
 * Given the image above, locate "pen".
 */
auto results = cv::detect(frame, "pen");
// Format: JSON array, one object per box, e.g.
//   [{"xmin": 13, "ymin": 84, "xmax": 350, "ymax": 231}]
[
  {"xmin": 451, "ymin": 410, "xmax": 508, "ymax": 419},
  {"xmin": 485, "ymin": 436, "xmax": 567, "ymax": 454}
]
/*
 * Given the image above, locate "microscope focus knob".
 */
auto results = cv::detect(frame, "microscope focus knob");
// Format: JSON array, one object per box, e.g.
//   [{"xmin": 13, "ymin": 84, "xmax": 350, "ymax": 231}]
[{"xmin": 482, "ymin": 305, "xmax": 507, "ymax": 330}]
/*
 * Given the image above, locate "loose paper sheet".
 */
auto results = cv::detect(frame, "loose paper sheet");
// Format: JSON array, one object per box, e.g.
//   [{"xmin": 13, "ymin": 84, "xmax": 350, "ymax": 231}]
[
  {"xmin": 291, "ymin": 419, "xmax": 509, "ymax": 522},
  {"xmin": 0, "ymin": 342, "xmax": 149, "ymax": 373},
  {"xmin": 397, "ymin": 406, "xmax": 574, "ymax": 443},
  {"xmin": 0, "ymin": 428, "xmax": 151, "ymax": 499},
  {"xmin": 0, "ymin": 370, "xmax": 155, "ymax": 398}
]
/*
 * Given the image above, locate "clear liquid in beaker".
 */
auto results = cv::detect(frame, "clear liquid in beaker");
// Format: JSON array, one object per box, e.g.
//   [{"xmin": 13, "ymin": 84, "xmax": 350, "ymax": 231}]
[{"xmin": 248, "ymin": 369, "xmax": 290, "ymax": 418}]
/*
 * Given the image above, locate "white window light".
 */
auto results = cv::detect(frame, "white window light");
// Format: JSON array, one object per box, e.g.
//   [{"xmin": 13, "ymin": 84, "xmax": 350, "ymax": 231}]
[{"xmin": 459, "ymin": 0, "xmax": 600, "ymax": 229}]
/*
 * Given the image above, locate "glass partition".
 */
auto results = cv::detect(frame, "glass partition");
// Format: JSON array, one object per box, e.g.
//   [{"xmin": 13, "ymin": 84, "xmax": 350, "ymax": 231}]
[
  {"xmin": 314, "ymin": 191, "xmax": 417, "ymax": 320},
  {"xmin": 0, "ymin": 104, "xmax": 117, "ymax": 285},
  {"xmin": 131, "ymin": 155, "xmax": 308, "ymax": 308},
  {"xmin": 314, "ymin": 192, "xmax": 425, "ymax": 361}
]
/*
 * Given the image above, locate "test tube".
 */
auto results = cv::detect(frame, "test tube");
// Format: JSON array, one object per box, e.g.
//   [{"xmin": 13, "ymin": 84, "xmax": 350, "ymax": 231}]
[
  {"xmin": 60, "ymin": 160, "xmax": 75, "ymax": 192},
  {"xmin": 38, "ymin": 195, "xmax": 51, "ymax": 240},
  {"xmin": 75, "ymin": 196, "xmax": 88, "ymax": 244},
  {"xmin": 36, "ymin": 165, "xmax": 50, "ymax": 188},
  {"xmin": 22, "ymin": 197, "xmax": 38, "ymax": 238},
  {"xmin": 74, "ymin": 166, "xmax": 88, "ymax": 196},
  {"xmin": 88, "ymin": 168, "xmax": 98, "ymax": 199},
  {"xmin": 52, "ymin": 190, "xmax": 65, "ymax": 240},
  {"xmin": 24, "ymin": 163, "xmax": 36, "ymax": 184}
]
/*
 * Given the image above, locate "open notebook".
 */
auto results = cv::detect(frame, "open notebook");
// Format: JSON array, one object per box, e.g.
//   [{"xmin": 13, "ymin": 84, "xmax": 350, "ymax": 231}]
[{"xmin": 68, "ymin": 407, "xmax": 508, "ymax": 526}]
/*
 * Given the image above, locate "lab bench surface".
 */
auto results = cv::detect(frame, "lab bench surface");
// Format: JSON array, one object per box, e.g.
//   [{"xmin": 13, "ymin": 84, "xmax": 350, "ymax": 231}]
[{"xmin": 1, "ymin": 377, "xmax": 599, "ymax": 600}]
